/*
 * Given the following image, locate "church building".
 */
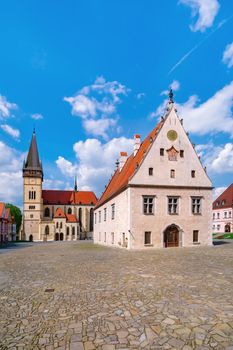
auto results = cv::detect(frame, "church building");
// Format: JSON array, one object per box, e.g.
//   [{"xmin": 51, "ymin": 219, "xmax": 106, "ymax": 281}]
[
  {"xmin": 21, "ymin": 131, "xmax": 97, "ymax": 242},
  {"xmin": 94, "ymin": 91, "xmax": 213, "ymax": 249}
]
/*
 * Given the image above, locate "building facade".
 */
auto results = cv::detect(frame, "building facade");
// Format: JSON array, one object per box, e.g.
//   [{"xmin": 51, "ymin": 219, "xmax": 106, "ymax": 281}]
[
  {"xmin": 21, "ymin": 131, "xmax": 97, "ymax": 242},
  {"xmin": 0, "ymin": 203, "xmax": 16, "ymax": 244},
  {"xmin": 212, "ymin": 184, "xmax": 233, "ymax": 234},
  {"xmin": 94, "ymin": 91, "xmax": 213, "ymax": 249}
]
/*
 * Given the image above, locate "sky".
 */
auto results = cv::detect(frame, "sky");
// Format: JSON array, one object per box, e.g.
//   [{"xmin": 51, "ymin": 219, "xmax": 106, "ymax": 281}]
[{"xmin": 0, "ymin": 0, "xmax": 233, "ymax": 207}]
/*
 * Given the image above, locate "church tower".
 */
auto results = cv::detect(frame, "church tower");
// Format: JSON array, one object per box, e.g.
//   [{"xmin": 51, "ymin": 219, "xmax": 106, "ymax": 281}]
[{"xmin": 22, "ymin": 130, "xmax": 43, "ymax": 241}]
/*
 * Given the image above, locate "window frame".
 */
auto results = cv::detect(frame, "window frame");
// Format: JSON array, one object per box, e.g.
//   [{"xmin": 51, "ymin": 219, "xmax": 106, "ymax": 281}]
[
  {"xmin": 191, "ymin": 197, "xmax": 202, "ymax": 215},
  {"xmin": 111, "ymin": 204, "xmax": 115, "ymax": 220},
  {"xmin": 167, "ymin": 196, "xmax": 179, "ymax": 215},
  {"xmin": 148, "ymin": 167, "xmax": 153, "ymax": 176},
  {"xmin": 144, "ymin": 231, "xmax": 152, "ymax": 245},
  {"xmin": 142, "ymin": 196, "xmax": 155, "ymax": 215},
  {"xmin": 193, "ymin": 230, "xmax": 199, "ymax": 243}
]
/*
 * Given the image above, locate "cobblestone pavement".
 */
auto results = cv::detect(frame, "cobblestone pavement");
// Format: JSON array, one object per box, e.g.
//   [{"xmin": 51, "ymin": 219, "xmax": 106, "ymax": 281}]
[{"xmin": 1, "ymin": 241, "xmax": 233, "ymax": 350}]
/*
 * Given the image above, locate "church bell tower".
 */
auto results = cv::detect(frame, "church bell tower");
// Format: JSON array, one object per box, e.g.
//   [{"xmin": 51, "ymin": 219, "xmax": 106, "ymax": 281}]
[{"xmin": 22, "ymin": 130, "xmax": 43, "ymax": 241}]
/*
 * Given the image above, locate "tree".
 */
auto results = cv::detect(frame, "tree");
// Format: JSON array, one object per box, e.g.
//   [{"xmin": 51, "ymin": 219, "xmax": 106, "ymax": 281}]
[{"xmin": 5, "ymin": 204, "xmax": 22, "ymax": 235}]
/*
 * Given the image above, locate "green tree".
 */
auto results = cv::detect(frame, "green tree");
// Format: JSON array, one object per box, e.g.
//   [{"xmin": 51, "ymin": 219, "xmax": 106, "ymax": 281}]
[{"xmin": 5, "ymin": 204, "xmax": 22, "ymax": 236}]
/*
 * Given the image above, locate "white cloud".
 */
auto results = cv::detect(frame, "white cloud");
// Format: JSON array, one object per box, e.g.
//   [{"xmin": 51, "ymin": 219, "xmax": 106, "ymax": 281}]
[
  {"xmin": 43, "ymin": 178, "xmax": 71, "ymax": 190},
  {"xmin": 83, "ymin": 118, "xmax": 117, "ymax": 139},
  {"xmin": 151, "ymin": 81, "xmax": 233, "ymax": 137},
  {"xmin": 213, "ymin": 187, "xmax": 227, "ymax": 200},
  {"xmin": 64, "ymin": 76, "xmax": 129, "ymax": 138},
  {"xmin": 222, "ymin": 42, "xmax": 233, "ymax": 68},
  {"xmin": 0, "ymin": 141, "xmax": 25, "ymax": 205},
  {"xmin": 56, "ymin": 137, "xmax": 134, "ymax": 196},
  {"xmin": 31, "ymin": 113, "xmax": 44, "ymax": 120},
  {"xmin": 196, "ymin": 142, "xmax": 233, "ymax": 174},
  {"xmin": 161, "ymin": 80, "xmax": 180, "ymax": 96},
  {"xmin": 179, "ymin": 0, "xmax": 220, "ymax": 32},
  {"xmin": 0, "ymin": 95, "xmax": 17, "ymax": 119},
  {"xmin": 136, "ymin": 92, "xmax": 145, "ymax": 99},
  {"xmin": 1, "ymin": 124, "xmax": 20, "ymax": 140}
]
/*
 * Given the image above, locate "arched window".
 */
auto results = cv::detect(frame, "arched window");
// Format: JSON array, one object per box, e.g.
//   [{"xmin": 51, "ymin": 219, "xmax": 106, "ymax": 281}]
[
  {"xmin": 67, "ymin": 207, "xmax": 72, "ymax": 214},
  {"xmin": 170, "ymin": 169, "xmax": 175, "ymax": 178},
  {"xmin": 60, "ymin": 222, "xmax": 62, "ymax": 228},
  {"xmin": 45, "ymin": 225, "xmax": 49, "ymax": 235},
  {"xmin": 66, "ymin": 227, "xmax": 70, "ymax": 235},
  {"xmin": 79, "ymin": 208, "xmax": 82, "ymax": 232},
  {"xmin": 56, "ymin": 222, "xmax": 59, "ymax": 228},
  {"xmin": 90, "ymin": 208, "xmax": 94, "ymax": 231},
  {"xmin": 44, "ymin": 207, "xmax": 50, "ymax": 217},
  {"xmin": 72, "ymin": 227, "xmax": 75, "ymax": 235}
]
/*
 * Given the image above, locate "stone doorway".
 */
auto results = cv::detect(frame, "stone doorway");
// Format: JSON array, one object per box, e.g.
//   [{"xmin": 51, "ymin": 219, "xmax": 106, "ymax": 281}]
[
  {"xmin": 225, "ymin": 224, "xmax": 231, "ymax": 233},
  {"xmin": 60, "ymin": 232, "xmax": 64, "ymax": 241},
  {"xmin": 164, "ymin": 225, "xmax": 180, "ymax": 248},
  {"xmin": 29, "ymin": 234, "xmax": 33, "ymax": 242}
]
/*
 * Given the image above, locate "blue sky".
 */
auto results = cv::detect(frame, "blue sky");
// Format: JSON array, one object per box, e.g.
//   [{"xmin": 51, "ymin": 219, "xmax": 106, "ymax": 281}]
[{"xmin": 0, "ymin": 0, "xmax": 233, "ymax": 206}]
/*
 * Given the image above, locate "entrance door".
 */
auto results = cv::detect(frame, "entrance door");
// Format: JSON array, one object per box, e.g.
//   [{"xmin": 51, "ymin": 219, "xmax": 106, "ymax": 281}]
[
  {"xmin": 164, "ymin": 225, "xmax": 179, "ymax": 247},
  {"xmin": 225, "ymin": 224, "xmax": 230, "ymax": 233},
  {"xmin": 60, "ymin": 232, "xmax": 64, "ymax": 241},
  {"xmin": 29, "ymin": 234, "xmax": 33, "ymax": 242},
  {"xmin": 55, "ymin": 232, "xmax": 59, "ymax": 241}
]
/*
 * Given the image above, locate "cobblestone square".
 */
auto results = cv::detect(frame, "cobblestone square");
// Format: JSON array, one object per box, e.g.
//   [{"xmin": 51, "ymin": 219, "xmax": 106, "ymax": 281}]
[{"xmin": 1, "ymin": 241, "xmax": 233, "ymax": 350}]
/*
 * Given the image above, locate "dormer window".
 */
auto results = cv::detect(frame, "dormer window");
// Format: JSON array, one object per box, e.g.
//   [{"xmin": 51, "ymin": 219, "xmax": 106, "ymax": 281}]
[
  {"xmin": 160, "ymin": 148, "xmax": 164, "ymax": 156},
  {"xmin": 191, "ymin": 170, "xmax": 196, "ymax": 178},
  {"xmin": 149, "ymin": 167, "xmax": 153, "ymax": 176}
]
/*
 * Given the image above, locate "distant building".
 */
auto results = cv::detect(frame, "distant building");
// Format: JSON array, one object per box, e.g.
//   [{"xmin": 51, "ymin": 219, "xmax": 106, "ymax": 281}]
[
  {"xmin": 212, "ymin": 184, "xmax": 233, "ymax": 233},
  {"xmin": 21, "ymin": 130, "xmax": 97, "ymax": 242},
  {"xmin": 94, "ymin": 91, "xmax": 213, "ymax": 249},
  {"xmin": 0, "ymin": 203, "xmax": 16, "ymax": 244}
]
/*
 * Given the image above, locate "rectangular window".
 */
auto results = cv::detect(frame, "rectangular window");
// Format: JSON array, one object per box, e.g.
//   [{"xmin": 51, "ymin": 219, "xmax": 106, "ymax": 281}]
[
  {"xmin": 149, "ymin": 167, "xmax": 153, "ymax": 176},
  {"xmin": 143, "ymin": 196, "xmax": 154, "ymax": 215},
  {"xmin": 160, "ymin": 148, "xmax": 164, "ymax": 156},
  {"xmin": 180, "ymin": 150, "xmax": 184, "ymax": 158},
  {"xmin": 193, "ymin": 230, "xmax": 199, "ymax": 243},
  {"xmin": 217, "ymin": 213, "xmax": 220, "ymax": 219},
  {"xmin": 229, "ymin": 212, "xmax": 232, "ymax": 218},
  {"xmin": 104, "ymin": 232, "xmax": 106, "ymax": 242},
  {"xmin": 191, "ymin": 170, "xmax": 196, "ymax": 178},
  {"xmin": 30, "ymin": 214, "xmax": 33, "ymax": 219},
  {"xmin": 168, "ymin": 197, "xmax": 179, "ymax": 215},
  {"xmin": 94, "ymin": 213, "xmax": 97, "ymax": 224},
  {"xmin": 217, "ymin": 224, "xmax": 220, "ymax": 230},
  {"xmin": 104, "ymin": 208, "xmax": 107, "ymax": 221},
  {"xmin": 213, "ymin": 213, "xmax": 215, "ymax": 219},
  {"xmin": 170, "ymin": 169, "xmax": 175, "ymax": 178},
  {"xmin": 144, "ymin": 231, "xmax": 151, "ymax": 245},
  {"xmin": 99, "ymin": 211, "xmax": 101, "ymax": 223},
  {"xmin": 224, "ymin": 212, "xmax": 227, "ymax": 218},
  {"xmin": 111, "ymin": 204, "xmax": 115, "ymax": 220},
  {"xmin": 29, "ymin": 205, "xmax": 35, "ymax": 209},
  {"xmin": 192, "ymin": 197, "xmax": 202, "ymax": 215},
  {"xmin": 111, "ymin": 232, "xmax": 114, "ymax": 244}
]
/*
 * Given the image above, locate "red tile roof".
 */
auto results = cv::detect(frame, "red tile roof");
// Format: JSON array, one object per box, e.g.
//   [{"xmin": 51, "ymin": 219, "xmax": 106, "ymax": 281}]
[
  {"xmin": 0, "ymin": 202, "xmax": 5, "ymax": 218},
  {"xmin": 95, "ymin": 121, "xmax": 163, "ymax": 209},
  {"xmin": 42, "ymin": 190, "xmax": 97, "ymax": 205},
  {"xmin": 213, "ymin": 183, "xmax": 233, "ymax": 209},
  {"xmin": 54, "ymin": 207, "xmax": 66, "ymax": 218},
  {"xmin": 66, "ymin": 214, "xmax": 78, "ymax": 223}
]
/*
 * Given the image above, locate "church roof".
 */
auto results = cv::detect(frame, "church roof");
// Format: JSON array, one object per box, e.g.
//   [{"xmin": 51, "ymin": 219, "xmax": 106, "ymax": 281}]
[
  {"xmin": 213, "ymin": 183, "xmax": 233, "ymax": 209},
  {"xmin": 42, "ymin": 190, "xmax": 97, "ymax": 205},
  {"xmin": 95, "ymin": 121, "xmax": 163, "ymax": 209},
  {"xmin": 66, "ymin": 214, "xmax": 78, "ymax": 223},
  {"xmin": 0, "ymin": 202, "xmax": 5, "ymax": 219},
  {"xmin": 24, "ymin": 130, "xmax": 42, "ymax": 170}
]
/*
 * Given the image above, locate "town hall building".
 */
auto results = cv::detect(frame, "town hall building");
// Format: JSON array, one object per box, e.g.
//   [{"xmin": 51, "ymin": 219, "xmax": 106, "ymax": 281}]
[
  {"xmin": 21, "ymin": 131, "xmax": 97, "ymax": 242},
  {"xmin": 94, "ymin": 90, "xmax": 213, "ymax": 249}
]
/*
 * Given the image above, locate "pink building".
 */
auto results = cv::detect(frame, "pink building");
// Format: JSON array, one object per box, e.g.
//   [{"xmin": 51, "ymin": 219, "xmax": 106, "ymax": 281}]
[
  {"xmin": 212, "ymin": 184, "xmax": 233, "ymax": 234},
  {"xmin": 0, "ymin": 203, "xmax": 16, "ymax": 244}
]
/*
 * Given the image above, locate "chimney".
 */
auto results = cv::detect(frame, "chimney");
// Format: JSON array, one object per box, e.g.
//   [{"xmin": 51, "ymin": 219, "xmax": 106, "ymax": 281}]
[
  {"xmin": 119, "ymin": 152, "xmax": 128, "ymax": 171},
  {"xmin": 134, "ymin": 134, "xmax": 140, "ymax": 156}
]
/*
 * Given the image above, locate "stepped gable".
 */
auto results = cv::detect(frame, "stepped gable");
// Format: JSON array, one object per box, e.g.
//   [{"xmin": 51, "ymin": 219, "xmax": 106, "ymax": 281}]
[
  {"xmin": 95, "ymin": 121, "xmax": 163, "ymax": 209},
  {"xmin": 42, "ymin": 190, "xmax": 97, "ymax": 205},
  {"xmin": 213, "ymin": 183, "xmax": 233, "ymax": 209}
]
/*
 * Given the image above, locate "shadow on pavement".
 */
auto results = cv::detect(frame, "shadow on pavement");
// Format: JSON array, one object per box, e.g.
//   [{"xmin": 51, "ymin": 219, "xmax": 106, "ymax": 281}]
[
  {"xmin": 0, "ymin": 242, "xmax": 35, "ymax": 254},
  {"xmin": 213, "ymin": 239, "xmax": 231, "ymax": 246}
]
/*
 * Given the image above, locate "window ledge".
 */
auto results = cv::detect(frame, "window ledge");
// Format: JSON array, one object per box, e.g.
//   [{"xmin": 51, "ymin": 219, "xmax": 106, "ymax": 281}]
[
  {"xmin": 192, "ymin": 213, "xmax": 202, "ymax": 216},
  {"xmin": 193, "ymin": 242, "xmax": 200, "ymax": 245},
  {"xmin": 168, "ymin": 213, "xmax": 179, "ymax": 215},
  {"xmin": 144, "ymin": 244, "xmax": 154, "ymax": 247},
  {"xmin": 143, "ymin": 213, "xmax": 154, "ymax": 216}
]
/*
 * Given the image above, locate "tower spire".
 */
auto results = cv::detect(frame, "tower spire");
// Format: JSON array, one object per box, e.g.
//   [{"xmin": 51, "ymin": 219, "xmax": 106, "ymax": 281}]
[
  {"xmin": 74, "ymin": 175, "xmax": 78, "ymax": 192},
  {"xmin": 23, "ymin": 129, "xmax": 43, "ymax": 180}
]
